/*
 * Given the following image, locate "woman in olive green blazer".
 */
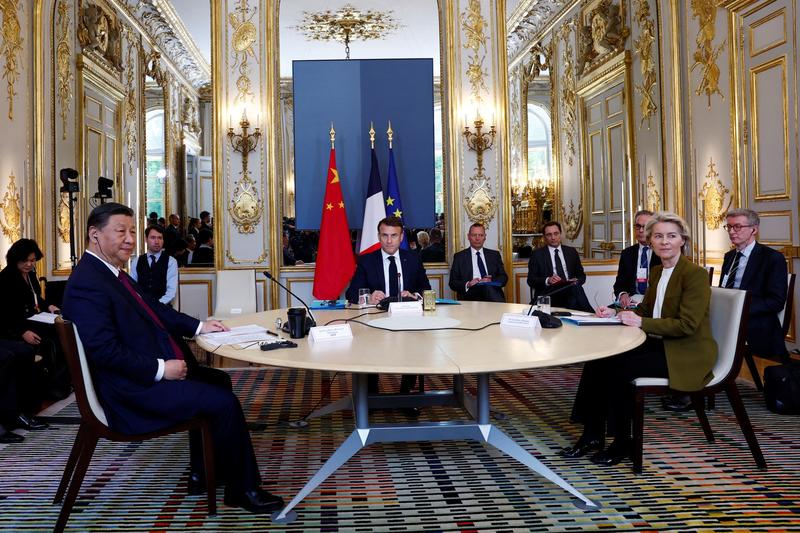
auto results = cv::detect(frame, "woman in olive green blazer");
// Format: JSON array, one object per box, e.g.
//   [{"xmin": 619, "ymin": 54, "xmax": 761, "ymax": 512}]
[{"xmin": 559, "ymin": 212, "xmax": 717, "ymax": 466}]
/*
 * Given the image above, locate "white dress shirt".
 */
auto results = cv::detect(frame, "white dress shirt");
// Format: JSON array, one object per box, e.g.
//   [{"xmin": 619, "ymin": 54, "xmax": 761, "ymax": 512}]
[
  {"xmin": 652, "ymin": 265, "xmax": 675, "ymax": 319},
  {"xmin": 726, "ymin": 239, "xmax": 756, "ymax": 289},
  {"xmin": 380, "ymin": 249, "xmax": 403, "ymax": 295},
  {"xmin": 129, "ymin": 249, "xmax": 178, "ymax": 304},
  {"xmin": 545, "ymin": 245, "xmax": 569, "ymax": 285}
]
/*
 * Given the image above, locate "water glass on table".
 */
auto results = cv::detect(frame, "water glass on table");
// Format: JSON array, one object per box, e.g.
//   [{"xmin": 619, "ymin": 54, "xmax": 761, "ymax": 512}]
[
  {"xmin": 536, "ymin": 295, "xmax": 551, "ymax": 315},
  {"xmin": 358, "ymin": 288, "xmax": 370, "ymax": 308}
]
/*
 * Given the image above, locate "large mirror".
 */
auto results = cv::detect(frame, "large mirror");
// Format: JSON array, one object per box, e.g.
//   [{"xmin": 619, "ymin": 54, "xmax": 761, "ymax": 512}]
[
  {"xmin": 277, "ymin": 1, "xmax": 448, "ymax": 268},
  {"xmin": 147, "ymin": 1, "xmax": 213, "ymax": 268}
]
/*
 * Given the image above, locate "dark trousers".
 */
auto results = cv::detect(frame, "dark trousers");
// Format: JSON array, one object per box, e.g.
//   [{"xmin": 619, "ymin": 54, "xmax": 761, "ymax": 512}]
[
  {"xmin": 571, "ymin": 336, "xmax": 668, "ymax": 439},
  {"xmin": 550, "ymin": 285, "xmax": 594, "ymax": 313},
  {"xmin": 367, "ymin": 374, "xmax": 423, "ymax": 394},
  {"xmin": 461, "ymin": 285, "xmax": 506, "ymax": 303},
  {"xmin": 165, "ymin": 364, "xmax": 261, "ymax": 496},
  {"xmin": 0, "ymin": 340, "xmax": 37, "ymax": 422}
]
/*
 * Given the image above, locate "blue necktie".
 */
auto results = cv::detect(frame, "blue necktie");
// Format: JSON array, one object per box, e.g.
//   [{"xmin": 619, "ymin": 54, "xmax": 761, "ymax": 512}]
[
  {"xmin": 725, "ymin": 252, "xmax": 743, "ymax": 288},
  {"xmin": 637, "ymin": 246, "xmax": 649, "ymax": 294},
  {"xmin": 476, "ymin": 251, "xmax": 487, "ymax": 278}
]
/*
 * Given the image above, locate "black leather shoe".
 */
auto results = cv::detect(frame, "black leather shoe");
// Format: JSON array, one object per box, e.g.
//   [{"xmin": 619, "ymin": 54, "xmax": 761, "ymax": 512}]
[
  {"xmin": 558, "ymin": 435, "xmax": 604, "ymax": 458},
  {"xmin": 0, "ymin": 430, "xmax": 24, "ymax": 443},
  {"xmin": 590, "ymin": 439, "xmax": 631, "ymax": 466},
  {"xmin": 401, "ymin": 407, "xmax": 420, "ymax": 418},
  {"xmin": 661, "ymin": 395, "xmax": 692, "ymax": 413},
  {"xmin": 13, "ymin": 414, "xmax": 49, "ymax": 431},
  {"xmin": 224, "ymin": 488, "xmax": 284, "ymax": 514},
  {"xmin": 187, "ymin": 472, "xmax": 205, "ymax": 496}
]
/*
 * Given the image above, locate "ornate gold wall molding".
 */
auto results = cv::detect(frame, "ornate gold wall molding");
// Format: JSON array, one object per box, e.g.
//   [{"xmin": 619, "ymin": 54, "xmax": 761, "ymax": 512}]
[
  {"xmin": 123, "ymin": 32, "xmax": 138, "ymax": 179},
  {"xmin": 690, "ymin": 0, "xmax": 725, "ymax": 108},
  {"xmin": 77, "ymin": 1, "xmax": 123, "ymax": 73},
  {"xmin": 560, "ymin": 23, "xmax": 577, "ymax": 166},
  {"xmin": 633, "ymin": 0, "xmax": 657, "ymax": 128},
  {"xmin": 0, "ymin": 172, "xmax": 21, "ymax": 242},
  {"xmin": 645, "ymin": 171, "xmax": 661, "ymax": 211},
  {"xmin": 0, "ymin": 0, "xmax": 22, "ymax": 120},
  {"xmin": 57, "ymin": 193, "xmax": 70, "ymax": 243},
  {"xmin": 56, "ymin": 0, "xmax": 72, "ymax": 139},
  {"xmin": 229, "ymin": 0, "xmax": 256, "ymax": 105},
  {"xmin": 560, "ymin": 199, "xmax": 582, "ymax": 240},
  {"xmin": 576, "ymin": 0, "xmax": 628, "ymax": 78},
  {"xmin": 698, "ymin": 157, "xmax": 731, "ymax": 229},
  {"xmin": 522, "ymin": 41, "xmax": 551, "ymax": 84}
]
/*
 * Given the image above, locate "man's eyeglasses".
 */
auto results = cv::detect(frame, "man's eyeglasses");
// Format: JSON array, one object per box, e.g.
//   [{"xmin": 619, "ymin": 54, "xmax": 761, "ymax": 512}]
[
  {"xmin": 634, "ymin": 224, "xmax": 646, "ymax": 230},
  {"xmin": 723, "ymin": 224, "xmax": 754, "ymax": 232}
]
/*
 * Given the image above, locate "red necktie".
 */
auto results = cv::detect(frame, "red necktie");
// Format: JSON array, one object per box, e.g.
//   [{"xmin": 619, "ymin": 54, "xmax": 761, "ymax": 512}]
[{"xmin": 118, "ymin": 271, "xmax": 183, "ymax": 360}]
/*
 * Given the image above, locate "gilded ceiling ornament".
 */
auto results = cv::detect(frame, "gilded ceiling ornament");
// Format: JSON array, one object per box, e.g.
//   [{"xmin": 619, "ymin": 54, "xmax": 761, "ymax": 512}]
[
  {"xmin": 698, "ymin": 157, "xmax": 731, "ymax": 230},
  {"xmin": 56, "ymin": 0, "xmax": 72, "ymax": 140},
  {"xmin": 561, "ymin": 25, "xmax": 577, "ymax": 166},
  {"xmin": 560, "ymin": 199, "xmax": 583, "ymax": 240},
  {"xmin": 229, "ymin": 0, "xmax": 256, "ymax": 105},
  {"xmin": 507, "ymin": 1, "xmax": 567, "ymax": 61},
  {"xmin": 0, "ymin": 172, "xmax": 21, "ymax": 242},
  {"xmin": 576, "ymin": 0, "xmax": 628, "ymax": 77},
  {"xmin": 293, "ymin": 4, "xmax": 400, "ymax": 60},
  {"xmin": 0, "ymin": 0, "xmax": 21, "ymax": 120},
  {"xmin": 124, "ymin": 36, "xmax": 138, "ymax": 178},
  {"xmin": 143, "ymin": 49, "xmax": 166, "ymax": 87},
  {"xmin": 462, "ymin": 0, "xmax": 489, "ymax": 105},
  {"xmin": 57, "ymin": 192, "xmax": 71, "ymax": 242},
  {"xmin": 633, "ymin": 0, "xmax": 657, "ymax": 128},
  {"xmin": 645, "ymin": 172, "xmax": 661, "ymax": 212},
  {"xmin": 522, "ymin": 41, "xmax": 551, "ymax": 84},
  {"xmin": 690, "ymin": 0, "xmax": 725, "ymax": 108}
]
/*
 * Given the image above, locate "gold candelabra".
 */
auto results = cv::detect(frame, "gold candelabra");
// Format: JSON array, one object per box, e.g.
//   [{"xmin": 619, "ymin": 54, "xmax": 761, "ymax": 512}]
[
  {"xmin": 463, "ymin": 118, "xmax": 496, "ymax": 179},
  {"xmin": 511, "ymin": 179, "xmax": 552, "ymax": 233},
  {"xmin": 227, "ymin": 114, "xmax": 261, "ymax": 177}
]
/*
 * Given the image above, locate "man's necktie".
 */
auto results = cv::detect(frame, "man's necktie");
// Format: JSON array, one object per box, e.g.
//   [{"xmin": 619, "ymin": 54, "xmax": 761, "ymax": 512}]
[
  {"xmin": 118, "ymin": 271, "xmax": 183, "ymax": 360},
  {"xmin": 149, "ymin": 255, "xmax": 156, "ymax": 268},
  {"xmin": 725, "ymin": 252, "xmax": 743, "ymax": 288},
  {"xmin": 388, "ymin": 256, "xmax": 399, "ymax": 298},
  {"xmin": 554, "ymin": 249, "xmax": 567, "ymax": 279},
  {"xmin": 476, "ymin": 251, "xmax": 487, "ymax": 278},
  {"xmin": 637, "ymin": 246, "xmax": 649, "ymax": 294}
]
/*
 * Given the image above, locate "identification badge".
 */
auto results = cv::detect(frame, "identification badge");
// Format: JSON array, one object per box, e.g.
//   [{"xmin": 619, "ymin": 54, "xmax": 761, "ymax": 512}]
[{"xmin": 721, "ymin": 274, "xmax": 729, "ymax": 287}]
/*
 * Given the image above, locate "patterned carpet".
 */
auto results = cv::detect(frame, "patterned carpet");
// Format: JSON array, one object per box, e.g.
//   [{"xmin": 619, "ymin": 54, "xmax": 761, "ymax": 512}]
[{"xmin": 1, "ymin": 366, "xmax": 798, "ymax": 532}]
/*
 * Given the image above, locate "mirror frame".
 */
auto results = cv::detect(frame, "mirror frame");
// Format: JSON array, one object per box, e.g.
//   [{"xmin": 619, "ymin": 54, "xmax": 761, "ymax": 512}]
[{"xmin": 140, "ymin": 49, "xmax": 171, "ymax": 232}]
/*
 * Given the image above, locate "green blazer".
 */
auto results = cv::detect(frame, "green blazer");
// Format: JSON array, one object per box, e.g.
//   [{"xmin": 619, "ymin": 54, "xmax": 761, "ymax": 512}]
[{"xmin": 635, "ymin": 255, "xmax": 717, "ymax": 391}]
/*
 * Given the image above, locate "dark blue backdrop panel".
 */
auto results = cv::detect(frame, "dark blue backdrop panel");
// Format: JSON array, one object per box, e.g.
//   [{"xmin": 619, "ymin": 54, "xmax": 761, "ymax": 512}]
[{"xmin": 293, "ymin": 58, "xmax": 434, "ymax": 230}]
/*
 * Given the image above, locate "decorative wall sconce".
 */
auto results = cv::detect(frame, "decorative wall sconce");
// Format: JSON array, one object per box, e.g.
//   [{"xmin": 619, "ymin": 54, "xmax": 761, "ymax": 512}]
[
  {"xmin": 227, "ymin": 111, "xmax": 261, "ymax": 178},
  {"xmin": 462, "ymin": 116, "xmax": 496, "ymax": 179}
]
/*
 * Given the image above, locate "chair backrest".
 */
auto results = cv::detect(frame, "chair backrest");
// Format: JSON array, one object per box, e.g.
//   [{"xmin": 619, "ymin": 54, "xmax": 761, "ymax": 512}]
[
  {"xmin": 778, "ymin": 272, "xmax": 796, "ymax": 337},
  {"xmin": 213, "ymin": 269, "xmax": 257, "ymax": 318},
  {"xmin": 171, "ymin": 268, "xmax": 181, "ymax": 311},
  {"xmin": 54, "ymin": 319, "xmax": 109, "ymax": 427},
  {"xmin": 707, "ymin": 287, "xmax": 750, "ymax": 388},
  {"xmin": 705, "ymin": 266, "xmax": 714, "ymax": 285}
]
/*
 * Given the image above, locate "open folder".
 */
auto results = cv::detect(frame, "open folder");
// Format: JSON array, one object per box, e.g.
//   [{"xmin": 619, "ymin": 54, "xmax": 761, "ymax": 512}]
[{"xmin": 561, "ymin": 316, "xmax": 622, "ymax": 326}]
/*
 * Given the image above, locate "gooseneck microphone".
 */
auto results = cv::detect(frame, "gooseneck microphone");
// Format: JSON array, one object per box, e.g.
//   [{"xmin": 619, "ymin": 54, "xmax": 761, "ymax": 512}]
[{"xmin": 263, "ymin": 271, "xmax": 317, "ymax": 327}]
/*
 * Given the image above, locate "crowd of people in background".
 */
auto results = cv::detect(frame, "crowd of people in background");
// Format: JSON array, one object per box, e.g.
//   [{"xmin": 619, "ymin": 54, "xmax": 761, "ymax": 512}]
[{"xmin": 144, "ymin": 211, "xmax": 213, "ymax": 267}]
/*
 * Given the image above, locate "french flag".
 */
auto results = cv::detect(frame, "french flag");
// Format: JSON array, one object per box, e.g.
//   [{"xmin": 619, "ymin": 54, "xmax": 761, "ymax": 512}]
[{"xmin": 357, "ymin": 148, "xmax": 384, "ymax": 255}]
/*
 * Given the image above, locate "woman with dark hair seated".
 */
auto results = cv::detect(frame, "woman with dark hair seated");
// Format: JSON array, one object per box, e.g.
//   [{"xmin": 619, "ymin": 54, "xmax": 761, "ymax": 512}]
[
  {"xmin": 0, "ymin": 239, "xmax": 70, "ymax": 402},
  {"xmin": 559, "ymin": 212, "xmax": 717, "ymax": 466}
]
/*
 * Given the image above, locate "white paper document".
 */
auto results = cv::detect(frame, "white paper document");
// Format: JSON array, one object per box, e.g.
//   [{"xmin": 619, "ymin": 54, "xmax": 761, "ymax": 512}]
[
  {"xmin": 200, "ymin": 324, "xmax": 270, "ymax": 348},
  {"xmin": 28, "ymin": 312, "xmax": 60, "ymax": 324}
]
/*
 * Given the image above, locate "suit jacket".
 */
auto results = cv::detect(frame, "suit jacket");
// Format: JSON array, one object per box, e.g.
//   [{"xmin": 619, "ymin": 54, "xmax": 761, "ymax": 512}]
[
  {"xmin": 62, "ymin": 253, "xmax": 200, "ymax": 433},
  {"xmin": 613, "ymin": 243, "xmax": 661, "ymax": 298},
  {"xmin": 420, "ymin": 242, "xmax": 445, "ymax": 263},
  {"xmin": 527, "ymin": 245, "xmax": 592, "ymax": 311},
  {"xmin": 191, "ymin": 245, "xmax": 214, "ymax": 265},
  {"xmin": 636, "ymin": 255, "xmax": 717, "ymax": 391},
  {"xmin": 449, "ymin": 247, "xmax": 508, "ymax": 301},
  {"xmin": 0, "ymin": 265, "xmax": 54, "ymax": 339},
  {"xmin": 346, "ymin": 249, "xmax": 431, "ymax": 303},
  {"xmin": 719, "ymin": 241, "xmax": 788, "ymax": 357}
]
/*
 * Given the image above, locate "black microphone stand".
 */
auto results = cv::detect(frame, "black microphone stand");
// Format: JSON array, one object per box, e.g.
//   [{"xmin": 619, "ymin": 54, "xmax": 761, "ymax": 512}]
[{"xmin": 262, "ymin": 271, "xmax": 317, "ymax": 327}]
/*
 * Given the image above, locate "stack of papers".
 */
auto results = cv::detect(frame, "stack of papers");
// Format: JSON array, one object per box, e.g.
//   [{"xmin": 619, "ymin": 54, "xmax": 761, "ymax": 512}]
[
  {"xmin": 200, "ymin": 324, "xmax": 271, "ymax": 348},
  {"xmin": 28, "ymin": 312, "xmax": 60, "ymax": 324},
  {"xmin": 562, "ymin": 316, "xmax": 623, "ymax": 326}
]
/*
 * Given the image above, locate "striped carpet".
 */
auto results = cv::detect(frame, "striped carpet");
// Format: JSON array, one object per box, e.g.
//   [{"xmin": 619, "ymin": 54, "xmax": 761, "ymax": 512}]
[{"xmin": 1, "ymin": 366, "xmax": 798, "ymax": 532}]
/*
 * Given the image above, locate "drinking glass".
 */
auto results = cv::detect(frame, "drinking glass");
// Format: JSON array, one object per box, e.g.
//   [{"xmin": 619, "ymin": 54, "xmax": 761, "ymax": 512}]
[
  {"xmin": 358, "ymin": 288, "xmax": 370, "ymax": 308},
  {"xmin": 536, "ymin": 295, "xmax": 551, "ymax": 315}
]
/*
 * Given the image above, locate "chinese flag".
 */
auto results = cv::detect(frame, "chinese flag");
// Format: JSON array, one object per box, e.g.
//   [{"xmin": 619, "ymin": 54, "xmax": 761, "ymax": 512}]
[{"xmin": 313, "ymin": 148, "xmax": 356, "ymax": 299}]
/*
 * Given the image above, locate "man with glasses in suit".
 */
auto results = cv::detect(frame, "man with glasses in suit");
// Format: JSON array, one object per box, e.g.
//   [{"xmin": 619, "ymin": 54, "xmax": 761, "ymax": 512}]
[{"xmin": 613, "ymin": 210, "xmax": 660, "ymax": 309}]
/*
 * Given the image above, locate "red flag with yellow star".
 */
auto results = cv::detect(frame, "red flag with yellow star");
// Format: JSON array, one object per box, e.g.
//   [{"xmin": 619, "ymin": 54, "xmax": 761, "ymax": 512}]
[{"xmin": 313, "ymin": 148, "xmax": 356, "ymax": 299}]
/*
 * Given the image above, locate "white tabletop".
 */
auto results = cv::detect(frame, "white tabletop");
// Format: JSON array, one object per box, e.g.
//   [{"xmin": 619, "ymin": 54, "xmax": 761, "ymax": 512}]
[{"xmin": 196, "ymin": 302, "xmax": 646, "ymax": 375}]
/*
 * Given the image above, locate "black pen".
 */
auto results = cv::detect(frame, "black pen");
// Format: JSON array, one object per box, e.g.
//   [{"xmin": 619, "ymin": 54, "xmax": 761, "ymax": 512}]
[{"xmin": 266, "ymin": 330, "xmax": 279, "ymax": 337}]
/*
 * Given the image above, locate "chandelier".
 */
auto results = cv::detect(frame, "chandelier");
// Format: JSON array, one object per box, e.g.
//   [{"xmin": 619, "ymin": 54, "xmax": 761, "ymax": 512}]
[{"xmin": 293, "ymin": 4, "xmax": 401, "ymax": 59}]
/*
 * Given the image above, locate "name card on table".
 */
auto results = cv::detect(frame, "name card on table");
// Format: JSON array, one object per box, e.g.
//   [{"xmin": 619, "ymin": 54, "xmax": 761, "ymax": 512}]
[
  {"xmin": 389, "ymin": 300, "xmax": 423, "ymax": 316},
  {"xmin": 309, "ymin": 323, "xmax": 353, "ymax": 342},
  {"xmin": 500, "ymin": 313, "xmax": 541, "ymax": 330}
]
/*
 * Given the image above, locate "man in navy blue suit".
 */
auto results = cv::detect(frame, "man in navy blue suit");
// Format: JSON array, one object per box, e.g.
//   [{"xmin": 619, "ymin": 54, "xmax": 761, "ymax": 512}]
[
  {"xmin": 346, "ymin": 216, "xmax": 431, "ymax": 396},
  {"xmin": 62, "ymin": 203, "xmax": 283, "ymax": 514}
]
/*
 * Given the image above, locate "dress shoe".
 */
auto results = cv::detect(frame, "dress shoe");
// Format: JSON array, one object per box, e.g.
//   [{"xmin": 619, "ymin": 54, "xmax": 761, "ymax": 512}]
[
  {"xmin": 11, "ymin": 414, "xmax": 49, "ymax": 431},
  {"xmin": 661, "ymin": 394, "xmax": 692, "ymax": 413},
  {"xmin": 590, "ymin": 439, "xmax": 631, "ymax": 466},
  {"xmin": 224, "ymin": 488, "xmax": 284, "ymax": 514},
  {"xmin": 0, "ymin": 430, "xmax": 24, "ymax": 443},
  {"xmin": 187, "ymin": 472, "xmax": 205, "ymax": 496},
  {"xmin": 558, "ymin": 435, "xmax": 604, "ymax": 458},
  {"xmin": 401, "ymin": 407, "xmax": 420, "ymax": 418}
]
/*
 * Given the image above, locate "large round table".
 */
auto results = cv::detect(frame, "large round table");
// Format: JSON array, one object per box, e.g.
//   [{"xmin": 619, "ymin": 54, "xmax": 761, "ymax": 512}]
[{"xmin": 197, "ymin": 301, "xmax": 645, "ymax": 523}]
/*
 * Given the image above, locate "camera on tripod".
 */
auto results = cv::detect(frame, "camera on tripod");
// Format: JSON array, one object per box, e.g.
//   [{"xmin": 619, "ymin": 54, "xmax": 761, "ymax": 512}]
[{"xmin": 59, "ymin": 168, "xmax": 79, "ymax": 193}]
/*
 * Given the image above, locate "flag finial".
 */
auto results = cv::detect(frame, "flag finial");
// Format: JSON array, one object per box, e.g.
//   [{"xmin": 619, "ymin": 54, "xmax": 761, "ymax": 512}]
[
  {"xmin": 387, "ymin": 120, "xmax": 393, "ymax": 149},
  {"xmin": 329, "ymin": 122, "xmax": 335, "ymax": 148},
  {"xmin": 369, "ymin": 121, "xmax": 375, "ymax": 149}
]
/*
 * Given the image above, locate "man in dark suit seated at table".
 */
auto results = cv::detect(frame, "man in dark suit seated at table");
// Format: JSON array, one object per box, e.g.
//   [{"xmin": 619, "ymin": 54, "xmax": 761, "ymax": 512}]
[
  {"xmin": 613, "ymin": 210, "xmax": 660, "ymax": 309},
  {"xmin": 62, "ymin": 202, "xmax": 283, "ymax": 514},
  {"xmin": 449, "ymin": 223, "xmax": 508, "ymax": 302},
  {"xmin": 527, "ymin": 221, "xmax": 593, "ymax": 312},
  {"xmin": 346, "ymin": 216, "xmax": 431, "ymax": 398}
]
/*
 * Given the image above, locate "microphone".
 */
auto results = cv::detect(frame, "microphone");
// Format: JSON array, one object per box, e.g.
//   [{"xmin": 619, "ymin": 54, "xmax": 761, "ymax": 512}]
[
  {"xmin": 263, "ymin": 271, "xmax": 317, "ymax": 328},
  {"xmin": 527, "ymin": 279, "xmax": 579, "ymax": 316},
  {"xmin": 396, "ymin": 272, "xmax": 402, "ymax": 302}
]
